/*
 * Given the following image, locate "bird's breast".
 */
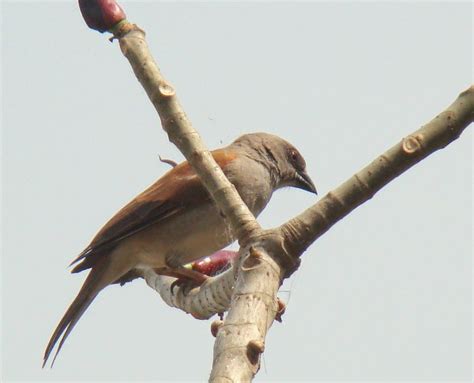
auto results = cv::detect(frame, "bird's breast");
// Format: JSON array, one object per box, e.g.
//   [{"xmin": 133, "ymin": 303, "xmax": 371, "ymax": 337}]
[
  {"xmin": 130, "ymin": 202, "xmax": 234, "ymax": 269},
  {"xmin": 127, "ymin": 158, "xmax": 273, "ymax": 270}
]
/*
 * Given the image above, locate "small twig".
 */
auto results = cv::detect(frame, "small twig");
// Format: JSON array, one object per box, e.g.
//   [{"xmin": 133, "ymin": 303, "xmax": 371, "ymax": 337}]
[{"xmin": 158, "ymin": 155, "xmax": 178, "ymax": 168}]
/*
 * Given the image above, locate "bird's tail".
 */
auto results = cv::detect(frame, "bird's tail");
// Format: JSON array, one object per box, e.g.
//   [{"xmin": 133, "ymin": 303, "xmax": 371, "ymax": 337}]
[{"xmin": 42, "ymin": 255, "xmax": 130, "ymax": 368}]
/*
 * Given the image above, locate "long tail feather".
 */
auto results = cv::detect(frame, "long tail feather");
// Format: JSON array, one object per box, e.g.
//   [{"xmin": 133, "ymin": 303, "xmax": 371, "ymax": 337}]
[{"xmin": 43, "ymin": 260, "xmax": 107, "ymax": 368}]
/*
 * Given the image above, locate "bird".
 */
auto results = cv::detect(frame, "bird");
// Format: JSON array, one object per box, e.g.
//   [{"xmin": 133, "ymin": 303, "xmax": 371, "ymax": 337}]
[{"xmin": 43, "ymin": 132, "xmax": 317, "ymax": 367}]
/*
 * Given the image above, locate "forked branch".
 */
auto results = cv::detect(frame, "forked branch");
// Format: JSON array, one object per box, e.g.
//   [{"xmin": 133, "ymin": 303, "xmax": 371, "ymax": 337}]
[{"xmin": 77, "ymin": 1, "xmax": 473, "ymax": 382}]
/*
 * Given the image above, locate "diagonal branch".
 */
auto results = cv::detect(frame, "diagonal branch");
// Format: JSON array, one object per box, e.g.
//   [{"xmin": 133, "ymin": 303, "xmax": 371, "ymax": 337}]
[
  {"xmin": 208, "ymin": 85, "xmax": 473, "ymax": 382},
  {"xmin": 279, "ymin": 86, "xmax": 473, "ymax": 258},
  {"xmin": 116, "ymin": 24, "xmax": 261, "ymax": 244},
  {"xmin": 144, "ymin": 87, "xmax": 473, "ymax": 327}
]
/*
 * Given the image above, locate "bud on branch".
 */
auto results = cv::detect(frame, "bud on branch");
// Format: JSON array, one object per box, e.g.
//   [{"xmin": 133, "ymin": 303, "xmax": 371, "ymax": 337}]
[{"xmin": 78, "ymin": 0, "xmax": 126, "ymax": 33}]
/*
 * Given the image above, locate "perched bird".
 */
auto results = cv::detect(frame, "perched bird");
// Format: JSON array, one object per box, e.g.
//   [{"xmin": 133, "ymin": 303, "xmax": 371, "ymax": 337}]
[{"xmin": 43, "ymin": 132, "xmax": 316, "ymax": 367}]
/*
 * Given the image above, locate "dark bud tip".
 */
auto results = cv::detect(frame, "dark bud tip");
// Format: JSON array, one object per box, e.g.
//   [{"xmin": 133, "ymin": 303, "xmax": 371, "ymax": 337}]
[{"xmin": 79, "ymin": 0, "xmax": 126, "ymax": 33}]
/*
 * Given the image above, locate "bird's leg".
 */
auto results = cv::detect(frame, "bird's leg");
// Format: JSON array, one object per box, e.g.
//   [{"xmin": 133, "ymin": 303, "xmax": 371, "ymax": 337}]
[
  {"xmin": 156, "ymin": 266, "xmax": 209, "ymax": 283},
  {"xmin": 154, "ymin": 267, "xmax": 209, "ymax": 294}
]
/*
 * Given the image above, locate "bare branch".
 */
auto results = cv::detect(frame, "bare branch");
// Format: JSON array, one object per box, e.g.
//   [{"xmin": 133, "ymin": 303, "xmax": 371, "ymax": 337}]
[
  {"xmin": 116, "ymin": 24, "xmax": 261, "ymax": 244},
  {"xmin": 210, "ymin": 245, "xmax": 283, "ymax": 382},
  {"xmin": 280, "ymin": 86, "xmax": 474, "ymax": 259},
  {"xmin": 198, "ymin": 87, "xmax": 473, "ymax": 381},
  {"xmin": 144, "ymin": 88, "xmax": 473, "ymax": 335},
  {"xmin": 144, "ymin": 268, "xmax": 235, "ymax": 320},
  {"xmin": 113, "ymin": 22, "xmax": 277, "ymax": 381}
]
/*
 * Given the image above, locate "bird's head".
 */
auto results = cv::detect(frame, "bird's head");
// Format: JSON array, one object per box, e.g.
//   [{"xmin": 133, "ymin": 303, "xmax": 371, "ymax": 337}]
[{"xmin": 233, "ymin": 132, "xmax": 317, "ymax": 194}]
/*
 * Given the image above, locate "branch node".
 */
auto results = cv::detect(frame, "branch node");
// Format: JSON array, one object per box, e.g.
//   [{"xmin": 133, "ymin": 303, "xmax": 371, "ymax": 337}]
[
  {"xmin": 241, "ymin": 248, "xmax": 264, "ymax": 271},
  {"xmin": 249, "ymin": 246, "xmax": 263, "ymax": 259},
  {"xmin": 247, "ymin": 339, "xmax": 265, "ymax": 365},
  {"xmin": 158, "ymin": 82, "xmax": 176, "ymax": 97},
  {"xmin": 402, "ymin": 134, "xmax": 424, "ymax": 154},
  {"xmin": 211, "ymin": 320, "xmax": 224, "ymax": 337},
  {"xmin": 110, "ymin": 20, "xmax": 135, "ymax": 40}
]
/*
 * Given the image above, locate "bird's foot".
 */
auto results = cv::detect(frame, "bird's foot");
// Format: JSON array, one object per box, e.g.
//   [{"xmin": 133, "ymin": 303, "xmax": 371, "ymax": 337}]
[
  {"xmin": 169, "ymin": 278, "xmax": 201, "ymax": 295},
  {"xmin": 154, "ymin": 267, "xmax": 209, "ymax": 295}
]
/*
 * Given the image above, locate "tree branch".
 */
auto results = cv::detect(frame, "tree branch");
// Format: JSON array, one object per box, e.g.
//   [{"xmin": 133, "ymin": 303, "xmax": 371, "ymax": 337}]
[
  {"xmin": 111, "ymin": 20, "xmax": 279, "ymax": 381},
  {"xmin": 144, "ymin": 268, "xmax": 235, "ymax": 320},
  {"xmin": 279, "ymin": 86, "xmax": 473, "ymax": 258},
  {"xmin": 143, "ymin": 88, "xmax": 473, "ymax": 332},
  {"xmin": 208, "ymin": 85, "xmax": 473, "ymax": 382},
  {"xmin": 116, "ymin": 24, "xmax": 261, "ymax": 244},
  {"xmin": 78, "ymin": 2, "xmax": 472, "ymax": 381}
]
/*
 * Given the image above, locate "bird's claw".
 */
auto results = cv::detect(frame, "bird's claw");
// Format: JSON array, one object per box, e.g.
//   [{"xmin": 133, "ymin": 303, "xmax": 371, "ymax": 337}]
[
  {"xmin": 170, "ymin": 278, "xmax": 202, "ymax": 295},
  {"xmin": 153, "ymin": 266, "xmax": 209, "ymax": 295}
]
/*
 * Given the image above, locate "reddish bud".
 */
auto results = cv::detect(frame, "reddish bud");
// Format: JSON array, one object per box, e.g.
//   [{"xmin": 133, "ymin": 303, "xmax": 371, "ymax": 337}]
[
  {"xmin": 191, "ymin": 250, "xmax": 238, "ymax": 277},
  {"xmin": 79, "ymin": 0, "xmax": 126, "ymax": 33},
  {"xmin": 210, "ymin": 320, "xmax": 224, "ymax": 337}
]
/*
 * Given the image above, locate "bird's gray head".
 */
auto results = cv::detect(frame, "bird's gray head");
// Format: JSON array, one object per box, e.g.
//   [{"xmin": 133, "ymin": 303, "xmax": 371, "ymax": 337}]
[{"xmin": 232, "ymin": 132, "xmax": 317, "ymax": 194}]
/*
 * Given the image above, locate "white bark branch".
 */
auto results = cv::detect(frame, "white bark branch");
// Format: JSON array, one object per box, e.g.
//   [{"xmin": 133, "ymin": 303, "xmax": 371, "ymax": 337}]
[
  {"xmin": 278, "ymin": 86, "xmax": 474, "ymax": 258},
  {"xmin": 210, "ymin": 245, "xmax": 283, "ymax": 382},
  {"xmin": 209, "ymin": 86, "xmax": 474, "ymax": 381},
  {"xmin": 143, "ymin": 268, "xmax": 235, "ymax": 320}
]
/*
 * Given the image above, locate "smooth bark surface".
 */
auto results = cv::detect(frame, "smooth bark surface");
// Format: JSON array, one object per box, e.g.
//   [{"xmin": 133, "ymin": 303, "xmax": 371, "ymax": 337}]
[{"xmin": 279, "ymin": 86, "xmax": 474, "ymax": 258}]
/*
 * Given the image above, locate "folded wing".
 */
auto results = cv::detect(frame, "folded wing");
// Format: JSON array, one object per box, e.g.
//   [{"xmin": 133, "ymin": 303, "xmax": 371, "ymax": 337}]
[{"xmin": 70, "ymin": 149, "xmax": 236, "ymax": 273}]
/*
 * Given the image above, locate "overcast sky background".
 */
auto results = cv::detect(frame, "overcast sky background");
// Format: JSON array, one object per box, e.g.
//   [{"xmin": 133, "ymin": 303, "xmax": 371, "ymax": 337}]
[{"xmin": 2, "ymin": 1, "xmax": 472, "ymax": 382}]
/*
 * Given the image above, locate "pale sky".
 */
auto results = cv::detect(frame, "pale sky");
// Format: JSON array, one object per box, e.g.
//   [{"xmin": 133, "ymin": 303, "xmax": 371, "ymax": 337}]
[{"xmin": 2, "ymin": 1, "xmax": 472, "ymax": 382}]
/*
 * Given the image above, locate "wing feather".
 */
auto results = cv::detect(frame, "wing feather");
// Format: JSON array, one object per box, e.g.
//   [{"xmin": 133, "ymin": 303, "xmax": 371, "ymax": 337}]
[{"xmin": 70, "ymin": 149, "xmax": 236, "ymax": 273}]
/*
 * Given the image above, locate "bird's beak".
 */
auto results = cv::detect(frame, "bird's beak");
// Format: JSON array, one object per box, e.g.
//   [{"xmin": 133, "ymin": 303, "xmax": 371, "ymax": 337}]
[{"xmin": 295, "ymin": 170, "xmax": 317, "ymax": 194}]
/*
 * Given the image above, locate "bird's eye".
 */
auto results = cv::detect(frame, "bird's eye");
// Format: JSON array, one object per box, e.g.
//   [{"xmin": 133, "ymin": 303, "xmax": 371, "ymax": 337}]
[{"xmin": 288, "ymin": 148, "xmax": 306, "ymax": 171}]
